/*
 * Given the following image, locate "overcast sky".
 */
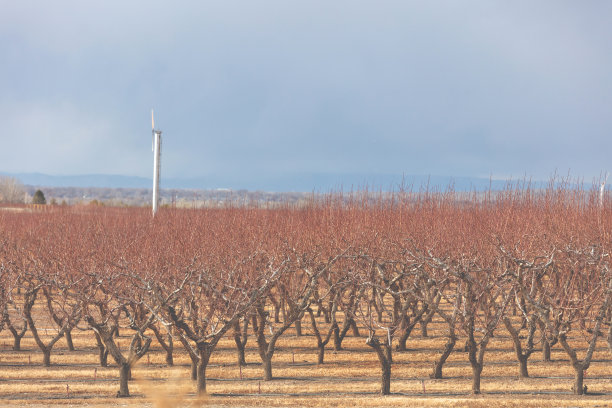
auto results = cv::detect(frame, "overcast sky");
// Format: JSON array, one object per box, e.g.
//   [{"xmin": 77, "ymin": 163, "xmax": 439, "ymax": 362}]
[{"xmin": 2, "ymin": 1, "xmax": 611, "ymax": 189}]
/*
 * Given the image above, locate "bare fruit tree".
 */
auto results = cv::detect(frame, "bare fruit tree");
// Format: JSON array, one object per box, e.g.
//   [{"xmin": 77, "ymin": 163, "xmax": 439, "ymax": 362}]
[{"xmin": 0, "ymin": 176, "xmax": 25, "ymax": 204}]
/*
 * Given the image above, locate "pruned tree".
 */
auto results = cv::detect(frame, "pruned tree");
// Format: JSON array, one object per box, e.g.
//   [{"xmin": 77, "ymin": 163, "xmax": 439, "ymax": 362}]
[
  {"xmin": 301, "ymin": 253, "xmax": 353, "ymax": 364},
  {"xmin": 83, "ymin": 273, "xmax": 154, "ymax": 398},
  {"xmin": 253, "ymin": 253, "xmax": 338, "ymax": 380},
  {"xmin": 353, "ymin": 249, "xmax": 425, "ymax": 395},
  {"xmin": 499, "ymin": 245, "xmax": 555, "ymax": 377},
  {"xmin": 515, "ymin": 244, "xmax": 612, "ymax": 395}
]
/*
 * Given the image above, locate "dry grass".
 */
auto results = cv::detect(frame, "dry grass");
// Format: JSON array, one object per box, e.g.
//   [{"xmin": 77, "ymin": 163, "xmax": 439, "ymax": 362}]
[{"xmin": 1, "ymin": 306, "xmax": 611, "ymax": 407}]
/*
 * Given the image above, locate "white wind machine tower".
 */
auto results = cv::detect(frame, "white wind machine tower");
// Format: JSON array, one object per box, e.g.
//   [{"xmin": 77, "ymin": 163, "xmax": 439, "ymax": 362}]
[{"xmin": 151, "ymin": 110, "xmax": 162, "ymax": 215}]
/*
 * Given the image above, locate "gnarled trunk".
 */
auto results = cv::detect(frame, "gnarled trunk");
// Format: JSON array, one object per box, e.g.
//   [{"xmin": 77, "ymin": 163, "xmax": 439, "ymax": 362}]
[
  {"xmin": 190, "ymin": 360, "xmax": 197, "ymax": 381},
  {"xmin": 307, "ymin": 307, "xmax": 332, "ymax": 365},
  {"xmin": 42, "ymin": 348, "xmax": 51, "ymax": 367},
  {"xmin": 196, "ymin": 346, "xmax": 212, "ymax": 395},
  {"xmin": 150, "ymin": 324, "xmax": 174, "ymax": 367},
  {"xmin": 317, "ymin": 345, "xmax": 325, "ymax": 364},
  {"xmin": 5, "ymin": 313, "xmax": 28, "ymax": 351},
  {"xmin": 420, "ymin": 307, "xmax": 436, "ymax": 338},
  {"xmin": 333, "ymin": 319, "xmax": 354, "ymax": 351},
  {"xmin": 572, "ymin": 367, "xmax": 585, "ymax": 395},
  {"xmin": 542, "ymin": 338, "xmax": 552, "ymax": 362},
  {"xmin": 350, "ymin": 319, "xmax": 360, "ymax": 337},
  {"xmin": 253, "ymin": 303, "xmax": 295, "ymax": 381},
  {"xmin": 471, "ymin": 363, "xmax": 483, "ymax": 394},
  {"xmin": 332, "ymin": 323, "xmax": 342, "ymax": 350},
  {"xmin": 430, "ymin": 334, "xmax": 456, "ymax": 379},
  {"xmin": 503, "ymin": 316, "xmax": 535, "ymax": 378},
  {"xmin": 518, "ymin": 355, "xmax": 529, "ymax": 378},
  {"xmin": 94, "ymin": 331, "xmax": 109, "ymax": 367},
  {"xmin": 64, "ymin": 329, "xmax": 75, "ymax": 351},
  {"xmin": 262, "ymin": 355, "xmax": 273, "ymax": 381},
  {"xmin": 234, "ymin": 339, "xmax": 247, "ymax": 366},
  {"xmin": 396, "ymin": 318, "xmax": 416, "ymax": 352},
  {"xmin": 366, "ymin": 336, "xmax": 392, "ymax": 395},
  {"xmin": 24, "ymin": 289, "xmax": 68, "ymax": 367},
  {"xmin": 233, "ymin": 319, "xmax": 248, "ymax": 366},
  {"xmin": 466, "ymin": 325, "xmax": 490, "ymax": 395},
  {"xmin": 118, "ymin": 363, "xmax": 130, "ymax": 397},
  {"xmin": 420, "ymin": 319, "xmax": 429, "ymax": 337}
]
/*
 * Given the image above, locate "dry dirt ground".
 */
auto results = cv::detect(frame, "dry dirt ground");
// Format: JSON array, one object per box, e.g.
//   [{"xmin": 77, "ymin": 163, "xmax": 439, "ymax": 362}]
[{"xmin": 1, "ymin": 309, "xmax": 611, "ymax": 407}]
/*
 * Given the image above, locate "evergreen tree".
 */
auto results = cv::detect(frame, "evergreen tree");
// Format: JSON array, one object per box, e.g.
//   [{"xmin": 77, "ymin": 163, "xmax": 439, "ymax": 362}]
[{"xmin": 32, "ymin": 189, "xmax": 46, "ymax": 205}]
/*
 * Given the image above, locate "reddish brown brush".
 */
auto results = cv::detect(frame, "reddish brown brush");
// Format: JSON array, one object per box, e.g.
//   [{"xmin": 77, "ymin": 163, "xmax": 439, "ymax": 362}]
[{"xmin": 0, "ymin": 180, "xmax": 610, "ymax": 400}]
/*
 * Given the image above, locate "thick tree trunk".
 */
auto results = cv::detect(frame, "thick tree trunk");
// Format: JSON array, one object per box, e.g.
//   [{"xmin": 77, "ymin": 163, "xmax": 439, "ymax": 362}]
[
  {"xmin": 542, "ymin": 339, "xmax": 552, "ymax": 362},
  {"xmin": 94, "ymin": 332, "xmax": 108, "ymax": 367},
  {"xmin": 519, "ymin": 356, "xmax": 529, "ymax": 378},
  {"xmin": 539, "ymin": 320, "xmax": 557, "ymax": 362},
  {"xmin": 317, "ymin": 345, "xmax": 325, "ymax": 364},
  {"xmin": 42, "ymin": 349, "xmax": 51, "ymax": 367},
  {"xmin": 350, "ymin": 319, "xmax": 360, "ymax": 337},
  {"xmin": 118, "ymin": 363, "xmax": 130, "ymax": 397},
  {"xmin": 366, "ymin": 336, "xmax": 392, "ymax": 395},
  {"xmin": 87, "ymin": 317, "xmax": 153, "ymax": 399},
  {"xmin": 233, "ymin": 320, "xmax": 247, "ymax": 366},
  {"xmin": 420, "ymin": 308, "xmax": 436, "ymax": 338},
  {"xmin": 150, "ymin": 324, "xmax": 174, "ymax": 367},
  {"xmin": 263, "ymin": 356, "xmax": 273, "ymax": 381},
  {"xmin": 162, "ymin": 336, "xmax": 174, "ymax": 366},
  {"xmin": 420, "ymin": 320, "xmax": 429, "ymax": 337},
  {"xmin": 320, "ymin": 303, "xmax": 330, "ymax": 323},
  {"xmin": 332, "ymin": 324, "xmax": 342, "ymax": 351},
  {"xmin": 503, "ymin": 317, "xmax": 534, "ymax": 378},
  {"xmin": 573, "ymin": 368, "xmax": 585, "ymax": 395},
  {"xmin": 12, "ymin": 334, "xmax": 23, "ymax": 351},
  {"xmin": 235, "ymin": 342, "xmax": 247, "ymax": 366},
  {"xmin": 307, "ymin": 307, "xmax": 331, "ymax": 365},
  {"xmin": 397, "ymin": 314, "xmax": 422, "ymax": 352},
  {"xmin": 333, "ymin": 319, "xmax": 354, "ymax": 351},
  {"xmin": 7, "ymin": 317, "xmax": 27, "ymax": 351},
  {"xmin": 294, "ymin": 318, "xmax": 302, "ymax": 337},
  {"xmin": 165, "ymin": 347, "xmax": 174, "ymax": 367},
  {"xmin": 196, "ymin": 348, "xmax": 211, "ymax": 395},
  {"xmin": 190, "ymin": 359, "xmax": 198, "ymax": 381},
  {"xmin": 430, "ymin": 336, "xmax": 456, "ymax": 379},
  {"xmin": 471, "ymin": 364, "xmax": 483, "ymax": 395},
  {"xmin": 253, "ymin": 302, "xmax": 293, "ymax": 382},
  {"xmin": 381, "ymin": 359, "xmax": 391, "ymax": 395},
  {"xmin": 558, "ymin": 331, "xmax": 599, "ymax": 395},
  {"xmin": 100, "ymin": 349, "xmax": 109, "ymax": 367},
  {"xmin": 466, "ymin": 322, "xmax": 489, "ymax": 395},
  {"xmin": 396, "ymin": 329, "xmax": 409, "ymax": 352},
  {"xmin": 25, "ymin": 298, "xmax": 66, "ymax": 368},
  {"xmin": 64, "ymin": 329, "xmax": 75, "ymax": 351}
]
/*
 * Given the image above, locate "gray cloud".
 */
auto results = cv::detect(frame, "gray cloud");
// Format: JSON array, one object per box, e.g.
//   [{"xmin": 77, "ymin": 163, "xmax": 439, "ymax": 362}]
[{"xmin": 2, "ymin": 1, "xmax": 611, "ymax": 188}]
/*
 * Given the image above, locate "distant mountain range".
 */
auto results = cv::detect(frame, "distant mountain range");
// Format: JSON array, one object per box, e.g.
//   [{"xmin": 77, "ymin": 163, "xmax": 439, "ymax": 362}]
[{"xmin": 2, "ymin": 171, "xmax": 537, "ymax": 192}]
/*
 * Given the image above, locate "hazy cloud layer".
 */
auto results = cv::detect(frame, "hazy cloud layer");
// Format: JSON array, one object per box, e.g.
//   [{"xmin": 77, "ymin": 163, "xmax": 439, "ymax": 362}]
[{"xmin": 2, "ymin": 1, "xmax": 611, "ymax": 189}]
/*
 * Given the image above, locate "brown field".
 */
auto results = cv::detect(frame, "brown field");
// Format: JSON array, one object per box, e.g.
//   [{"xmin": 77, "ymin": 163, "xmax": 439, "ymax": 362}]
[{"xmin": 1, "ymin": 304, "xmax": 611, "ymax": 408}]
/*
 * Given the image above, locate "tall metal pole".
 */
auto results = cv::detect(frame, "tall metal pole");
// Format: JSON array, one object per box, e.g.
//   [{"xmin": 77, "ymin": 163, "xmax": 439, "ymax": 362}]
[
  {"xmin": 152, "ymin": 130, "xmax": 162, "ymax": 216},
  {"xmin": 600, "ymin": 172, "xmax": 609, "ymax": 209}
]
